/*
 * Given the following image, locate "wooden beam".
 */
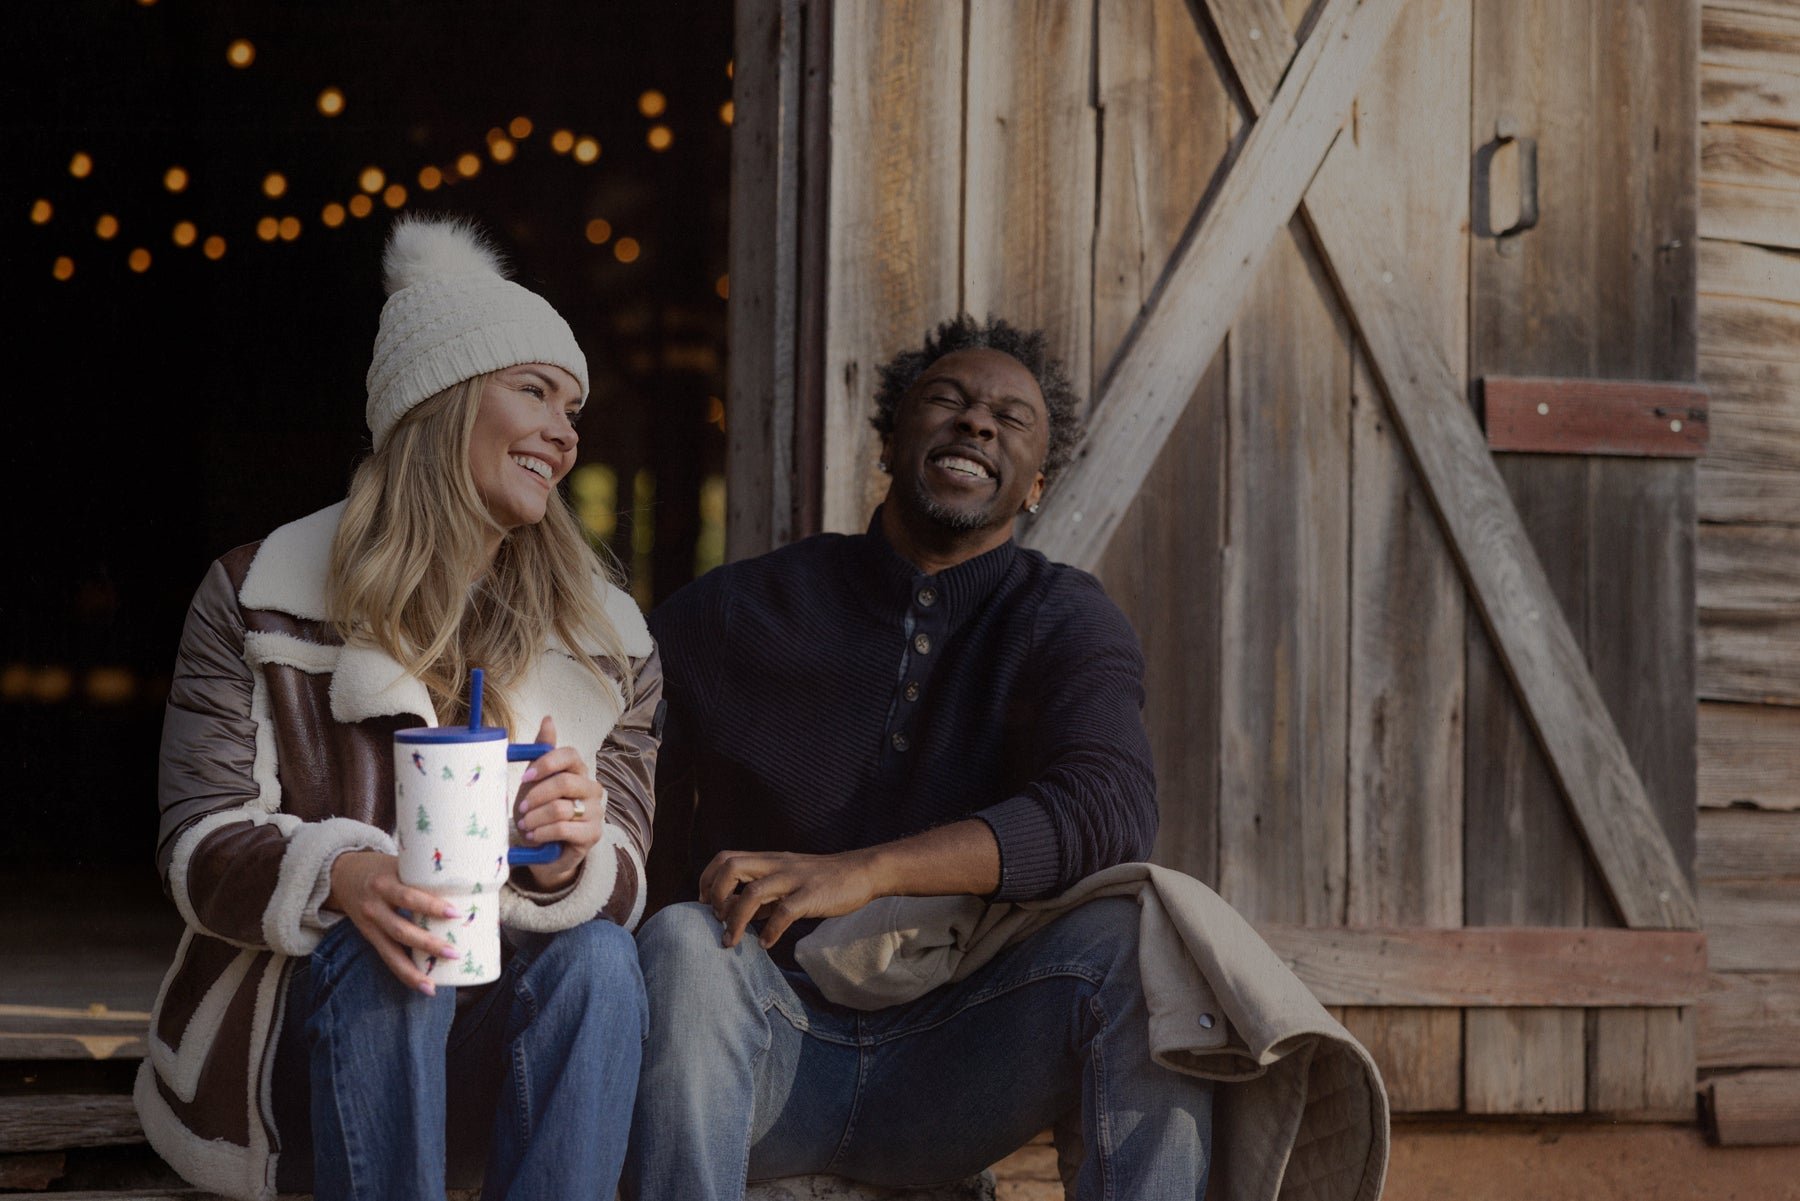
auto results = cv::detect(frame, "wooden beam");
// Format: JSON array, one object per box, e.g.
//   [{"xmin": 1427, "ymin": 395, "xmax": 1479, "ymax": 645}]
[
  {"xmin": 1258, "ymin": 926, "xmax": 1708, "ymax": 1007},
  {"xmin": 1701, "ymin": 972, "xmax": 1800, "ymax": 1069},
  {"xmin": 1705, "ymin": 1069, "xmax": 1800, "ymax": 1146},
  {"xmin": 1699, "ymin": 701, "xmax": 1800, "ymax": 811},
  {"xmin": 1022, "ymin": 0, "xmax": 1409, "ymax": 568},
  {"xmin": 0, "ymin": 1096, "xmax": 142, "ymax": 1154},
  {"xmin": 1482, "ymin": 377, "xmax": 1710, "ymax": 458},
  {"xmin": 1198, "ymin": 0, "xmax": 1698, "ymax": 929}
]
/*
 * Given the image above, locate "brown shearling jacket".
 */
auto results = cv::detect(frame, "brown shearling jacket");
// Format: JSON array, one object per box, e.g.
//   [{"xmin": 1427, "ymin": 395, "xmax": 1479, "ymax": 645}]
[{"xmin": 134, "ymin": 502, "xmax": 660, "ymax": 1201}]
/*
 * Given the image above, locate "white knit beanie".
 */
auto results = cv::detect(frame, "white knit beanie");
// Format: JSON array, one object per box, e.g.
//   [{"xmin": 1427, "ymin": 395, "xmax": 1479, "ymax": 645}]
[{"xmin": 364, "ymin": 216, "xmax": 589, "ymax": 449}]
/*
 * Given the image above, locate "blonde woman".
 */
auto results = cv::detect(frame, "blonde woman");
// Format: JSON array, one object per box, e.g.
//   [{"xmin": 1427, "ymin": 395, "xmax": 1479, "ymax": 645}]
[{"xmin": 136, "ymin": 217, "xmax": 659, "ymax": 1201}]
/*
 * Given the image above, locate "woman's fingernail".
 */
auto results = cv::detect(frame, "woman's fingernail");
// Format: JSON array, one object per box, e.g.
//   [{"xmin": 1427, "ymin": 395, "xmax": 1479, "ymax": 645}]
[
  {"xmin": 441, "ymin": 904, "xmax": 460, "ymax": 919},
  {"xmin": 441, "ymin": 946, "xmax": 461, "ymax": 959},
  {"xmin": 525, "ymin": 829, "xmax": 540, "ymax": 841},
  {"xmin": 520, "ymin": 768, "xmax": 539, "ymax": 782},
  {"xmin": 420, "ymin": 981, "xmax": 437, "ymax": 997}
]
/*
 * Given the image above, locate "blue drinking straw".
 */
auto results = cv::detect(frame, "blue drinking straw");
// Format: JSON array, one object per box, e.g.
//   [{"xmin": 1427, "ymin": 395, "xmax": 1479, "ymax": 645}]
[{"xmin": 469, "ymin": 667, "xmax": 484, "ymax": 730}]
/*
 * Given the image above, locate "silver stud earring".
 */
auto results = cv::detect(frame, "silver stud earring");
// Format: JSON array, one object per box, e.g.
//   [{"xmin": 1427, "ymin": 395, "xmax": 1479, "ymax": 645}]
[
  {"xmin": 1028, "ymin": 503, "xmax": 1041, "ymax": 514},
  {"xmin": 878, "ymin": 460, "xmax": 889, "ymax": 473}
]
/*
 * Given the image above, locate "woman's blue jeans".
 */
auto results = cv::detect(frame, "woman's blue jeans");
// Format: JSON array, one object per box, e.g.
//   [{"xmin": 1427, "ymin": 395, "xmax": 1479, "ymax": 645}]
[
  {"xmin": 273, "ymin": 916, "xmax": 645, "ymax": 1201},
  {"xmin": 621, "ymin": 896, "xmax": 1213, "ymax": 1201}
]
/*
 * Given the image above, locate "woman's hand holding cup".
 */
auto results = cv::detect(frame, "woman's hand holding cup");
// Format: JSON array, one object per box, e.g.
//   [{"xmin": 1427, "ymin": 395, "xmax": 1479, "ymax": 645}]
[
  {"xmin": 514, "ymin": 715, "xmax": 605, "ymax": 891},
  {"xmin": 326, "ymin": 850, "xmax": 463, "ymax": 996}
]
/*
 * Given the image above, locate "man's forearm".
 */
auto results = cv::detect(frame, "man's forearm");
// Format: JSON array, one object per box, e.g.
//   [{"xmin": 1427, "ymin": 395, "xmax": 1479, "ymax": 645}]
[{"xmin": 861, "ymin": 818, "xmax": 1001, "ymax": 899}]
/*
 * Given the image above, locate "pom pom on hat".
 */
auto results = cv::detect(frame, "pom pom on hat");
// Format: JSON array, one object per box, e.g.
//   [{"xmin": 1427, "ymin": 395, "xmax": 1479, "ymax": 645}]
[{"xmin": 365, "ymin": 215, "xmax": 588, "ymax": 450}]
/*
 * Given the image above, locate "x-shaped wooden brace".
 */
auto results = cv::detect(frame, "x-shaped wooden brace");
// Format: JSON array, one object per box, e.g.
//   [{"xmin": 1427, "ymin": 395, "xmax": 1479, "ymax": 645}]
[{"xmin": 1023, "ymin": 0, "xmax": 1698, "ymax": 929}]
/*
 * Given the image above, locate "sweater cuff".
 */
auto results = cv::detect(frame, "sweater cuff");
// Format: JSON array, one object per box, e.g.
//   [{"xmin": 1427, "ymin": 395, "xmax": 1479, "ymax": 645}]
[{"xmin": 974, "ymin": 796, "xmax": 1061, "ymax": 901}]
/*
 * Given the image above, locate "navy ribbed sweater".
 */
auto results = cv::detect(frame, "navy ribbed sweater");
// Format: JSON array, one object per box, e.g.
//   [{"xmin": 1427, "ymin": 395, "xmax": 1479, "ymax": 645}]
[{"xmin": 646, "ymin": 510, "xmax": 1158, "ymax": 907}]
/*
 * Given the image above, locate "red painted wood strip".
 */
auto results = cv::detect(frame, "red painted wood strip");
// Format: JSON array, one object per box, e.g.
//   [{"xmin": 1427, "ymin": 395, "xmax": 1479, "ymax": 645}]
[
  {"xmin": 1257, "ymin": 925, "xmax": 1709, "ymax": 1006},
  {"xmin": 1483, "ymin": 376, "xmax": 1710, "ymax": 457}
]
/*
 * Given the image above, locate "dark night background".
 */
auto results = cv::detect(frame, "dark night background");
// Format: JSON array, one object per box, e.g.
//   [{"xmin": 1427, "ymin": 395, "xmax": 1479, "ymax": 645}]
[{"xmin": 1, "ymin": 2, "xmax": 734, "ymax": 873}]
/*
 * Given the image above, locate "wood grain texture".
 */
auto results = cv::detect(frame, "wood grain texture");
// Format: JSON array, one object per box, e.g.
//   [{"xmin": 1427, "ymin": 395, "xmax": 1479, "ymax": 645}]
[
  {"xmin": 1090, "ymin": 0, "xmax": 1236, "ymax": 886},
  {"xmin": 1705, "ymin": 1068, "xmax": 1800, "ymax": 1144},
  {"xmin": 1700, "ymin": 179, "xmax": 1800, "ymax": 250},
  {"xmin": 1699, "ymin": 808, "xmax": 1800, "ymax": 880},
  {"xmin": 1704, "ymin": 62, "xmax": 1800, "ymax": 127},
  {"xmin": 1699, "ymin": 609, "xmax": 1800, "ymax": 703},
  {"xmin": 1699, "ymin": 700, "xmax": 1800, "ymax": 809},
  {"xmin": 1700, "ymin": 294, "xmax": 1800, "ymax": 364},
  {"xmin": 1702, "ymin": 121, "xmax": 1800, "ymax": 189},
  {"xmin": 1333, "ymin": 0, "xmax": 1473, "ymax": 1115},
  {"xmin": 962, "ymin": 0, "xmax": 1096, "ymax": 396},
  {"xmin": 1702, "ymin": 238, "xmax": 1800, "ymax": 305},
  {"xmin": 727, "ymin": 0, "xmax": 801, "ymax": 560},
  {"xmin": 1703, "ymin": 3, "xmax": 1800, "ymax": 79},
  {"xmin": 0, "ymin": 1095, "xmax": 142, "ymax": 1153},
  {"xmin": 1700, "ymin": 972, "xmax": 1800, "ymax": 1067},
  {"xmin": 1586, "ymin": 1006, "xmax": 1697, "ymax": 1118},
  {"xmin": 1024, "ymin": 0, "xmax": 1409, "ymax": 569},
  {"xmin": 1697, "ymin": 354, "xmax": 1800, "ymax": 522},
  {"xmin": 1699, "ymin": 522, "xmax": 1800, "ymax": 613},
  {"xmin": 820, "ymin": 1, "xmax": 963, "ymax": 533},
  {"xmin": 1216, "ymin": 220, "xmax": 1351, "ymax": 927},
  {"xmin": 1260, "ymin": 926, "xmax": 1708, "ymax": 1006},
  {"xmin": 1702, "ymin": 879, "xmax": 1800, "ymax": 970},
  {"xmin": 1482, "ymin": 377, "xmax": 1710, "ymax": 457}
]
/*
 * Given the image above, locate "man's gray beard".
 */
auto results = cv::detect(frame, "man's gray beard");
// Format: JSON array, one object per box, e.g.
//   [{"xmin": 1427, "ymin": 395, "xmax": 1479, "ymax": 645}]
[{"xmin": 912, "ymin": 474, "xmax": 994, "ymax": 531}]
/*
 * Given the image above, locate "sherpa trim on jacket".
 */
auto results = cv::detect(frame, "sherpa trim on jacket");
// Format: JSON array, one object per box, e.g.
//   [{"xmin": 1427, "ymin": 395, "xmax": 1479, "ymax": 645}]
[{"xmin": 136, "ymin": 501, "xmax": 660, "ymax": 1201}]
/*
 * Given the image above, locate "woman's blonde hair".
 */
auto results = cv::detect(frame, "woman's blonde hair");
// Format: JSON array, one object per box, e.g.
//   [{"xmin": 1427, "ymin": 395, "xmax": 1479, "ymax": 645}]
[{"xmin": 327, "ymin": 372, "xmax": 631, "ymax": 732}]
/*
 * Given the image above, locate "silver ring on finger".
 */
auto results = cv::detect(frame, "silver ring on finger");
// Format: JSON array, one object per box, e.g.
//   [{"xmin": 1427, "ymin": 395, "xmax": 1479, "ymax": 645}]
[{"xmin": 570, "ymin": 797, "xmax": 587, "ymax": 821}]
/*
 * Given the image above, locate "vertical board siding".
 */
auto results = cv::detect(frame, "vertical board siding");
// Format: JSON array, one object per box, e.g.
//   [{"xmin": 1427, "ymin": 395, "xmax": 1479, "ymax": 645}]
[
  {"xmin": 821, "ymin": 1, "xmax": 964, "ymax": 534},
  {"xmin": 963, "ymin": 0, "xmax": 1097, "ymax": 401},
  {"xmin": 1337, "ymin": 0, "xmax": 1472, "ymax": 1115},
  {"xmin": 1217, "ymin": 219, "xmax": 1352, "ymax": 928},
  {"xmin": 1091, "ymin": 0, "xmax": 1236, "ymax": 885}
]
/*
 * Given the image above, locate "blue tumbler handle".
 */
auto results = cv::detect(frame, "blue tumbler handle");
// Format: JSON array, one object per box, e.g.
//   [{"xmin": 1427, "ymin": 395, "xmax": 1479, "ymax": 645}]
[{"xmin": 506, "ymin": 741, "xmax": 562, "ymax": 864}]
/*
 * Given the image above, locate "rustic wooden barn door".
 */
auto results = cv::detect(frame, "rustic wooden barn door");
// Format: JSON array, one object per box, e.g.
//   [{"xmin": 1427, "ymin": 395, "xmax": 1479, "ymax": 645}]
[{"xmin": 729, "ymin": 0, "xmax": 1707, "ymax": 1120}]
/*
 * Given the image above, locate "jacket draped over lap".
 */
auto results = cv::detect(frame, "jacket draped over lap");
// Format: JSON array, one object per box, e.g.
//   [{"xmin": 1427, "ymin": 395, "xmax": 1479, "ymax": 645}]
[{"xmin": 134, "ymin": 501, "xmax": 661, "ymax": 1201}]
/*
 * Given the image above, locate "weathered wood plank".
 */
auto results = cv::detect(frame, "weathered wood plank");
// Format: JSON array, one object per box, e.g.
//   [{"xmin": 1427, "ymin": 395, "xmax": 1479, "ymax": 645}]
[
  {"xmin": 1700, "ymin": 294, "xmax": 1800, "ymax": 364},
  {"xmin": 0, "ymin": 1095, "xmax": 142, "ymax": 1153},
  {"xmin": 1699, "ymin": 610, "xmax": 1800, "ymax": 704},
  {"xmin": 1703, "ymin": 4, "xmax": 1800, "ymax": 78},
  {"xmin": 1703, "ymin": 62, "xmax": 1800, "ymax": 128},
  {"xmin": 1700, "ymin": 972, "xmax": 1800, "ymax": 1067},
  {"xmin": 1702, "ymin": 879, "xmax": 1800, "ymax": 970},
  {"xmin": 962, "ymin": 0, "xmax": 1096, "ymax": 398},
  {"xmin": 1699, "ymin": 700, "xmax": 1800, "ymax": 810},
  {"xmin": 0, "ymin": 1152, "xmax": 64, "ymax": 1190},
  {"xmin": 1025, "ymin": 0, "xmax": 1409, "ymax": 568},
  {"xmin": 1336, "ymin": 0, "xmax": 1473, "ymax": 1115},
  {"xmin": 1217, "ymin": 220, "xmax": 1351, "ymax": 927},
  {"xmin": 1700, "ymin": 180, "xmax": 1800, "ymax": 250},
  {"xmin": 1482, "ymin": 377, "xmax": 1710, "ymax": 457},
  {"xmin": 1702, "ymin": 121, "xmax": 1800, "ymax": 190},
  {"xmin": 1092, "ymin": 0, "xmax": 1236, "ymax": 886},
  {"xmin": 1586, "ymin": 1007, "xmax": 1698, "ymax": 1118},
  {"xmin": 1705, "ymin": 1068, "xmax": 1800, "ymax": 1144},
  {"xmin": 726, "ymin": 0, "xmax": 802, "ymax": 559},
  {"xmin": 820, "ymin": 1, "xmax": 963, "ymax": 533},
  {"xmin": 1702, "ymin": 238, "xmax": 1800, "ymax": 305},
  {"xmin": 1259, "ymin": 927, "xmax": 1709, "ymax": 1006},
  {"xmin": 1699, "ymin": 522, "xmax": 1800, "ymax": 614},
  {"xmin": 1694, "ymin": 778, "xmax": 1800, "ymax": 878},
  {"xmin": 1697, "ymin": 354, "xmax": 1800, "ymax": 522},
  {"xmin": 1464, "ymin": 1009, "xmax": 1587, "ymax": 1114}
]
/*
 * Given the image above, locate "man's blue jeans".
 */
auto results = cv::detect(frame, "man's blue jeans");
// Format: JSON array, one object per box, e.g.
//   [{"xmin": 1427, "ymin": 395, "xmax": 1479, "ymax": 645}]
[
  {"xmin": 622, "ymin": 896, "xmax": 1213, "ymax": 1201},
  {"xmin": 275, "ymin": 917, "xmax": 645, "ymax": 1201}
]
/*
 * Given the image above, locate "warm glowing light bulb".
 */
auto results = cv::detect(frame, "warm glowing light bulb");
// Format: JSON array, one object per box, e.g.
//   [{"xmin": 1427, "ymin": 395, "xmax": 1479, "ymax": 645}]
[
  {"xmin": 128, "ymin": 247, "xmax": 152, "ymax": 272},
  {"xmin": 172, "ymin": 221, "xmax": 197, "ymax": 247},
  {"xmin": 317, "ymin": 87, "xmax": 345, "ymax": 116},
  {"xmin": 263, "ymin": 172, "xmax": 288, "ymax": 199},
  {"xmin": 715, "ymin": 274, "xmax": 730, "ymax": 299},
  {"xmin": 490, "ymin": 138, "xmax": 515, "ymax": 163},
  {"xmin": 256, "ymin": 216, "xmax": 279, "ymax": 241},
  {"xmin": 359, "ymin": 166, "xmax": 385, "ymax": 193},
  {"xmin": 321, "ymin": 203, "xmax": 346, "ymax": 227},
  {"xmin": 456, "ymin": 152, "xmax": 481, "ymax": 177},
  {"xmin": 383, "ymin": 183, "xmax": 406, "ymax": 208},
  {"xmin": 164, "ymin": 166, "xmax": 189, "ymax": 192},
  {"xmin": 550, "ymin": 130, "xmax": 575, "ymax": 154},
  {"xmin": 584, "ymin": 218, "xmax": 612, "ymax": 245},
  {"xmin": 509, "ymin": 116, "xmax": 533, "ymax": 139},
  {"xmin": 719, "ymin": 101, "xmax": 735, "ymax": 126},
  {"xmin": 52, "ymin": 256, "xmax": 74, "ymax": 281},
  {"xmin": 278, "ymin": 216, "xmax": 301, "ymax": 241},
  {"xmin": 348, "ymin": 194, "xmax": 373, "ymax": 218},
  {"xmin": 226, "ymin": 39, "xmax": 255, "ymax": 68},
  {"xmin": 638, "ymin": 90, "xmax": 667, "ymax": 118},
  {"xmin": 417, "ymin": 165, "xmax": 443, "ymax": 190},
  {"xmin": 69, "ymin": 152, "xmax": 93, "ymax": 179},
  {"xmin": 647, "ymin": 125, "xmax": 672, "ymax": 151},
  {"xmin": 726, "ymin": 60, "xmax": 734, "ymax": 79},
  {"xmin": 573, "ymin": 137, "xmax": 599, "ymax": 164},
  {"xmin": 95, "ymin": 214, "xmax": 119, "ymax": 240},
  {"xmin": 613, "ymin": 237, "xmax": 640, "ymax": 263},
  {"xmin": 203, "ymin": 235, "xmax": 226, "ymax": 259},
  {"xmin": 29, "ymin": 199, "xmax": 52, "ymax": 224}
]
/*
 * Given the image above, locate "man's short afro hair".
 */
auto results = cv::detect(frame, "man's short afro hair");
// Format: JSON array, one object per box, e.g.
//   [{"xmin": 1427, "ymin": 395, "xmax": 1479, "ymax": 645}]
[{"xmin": 870, "ymin": 313, "xmax": 1085, "ymax": 483}]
